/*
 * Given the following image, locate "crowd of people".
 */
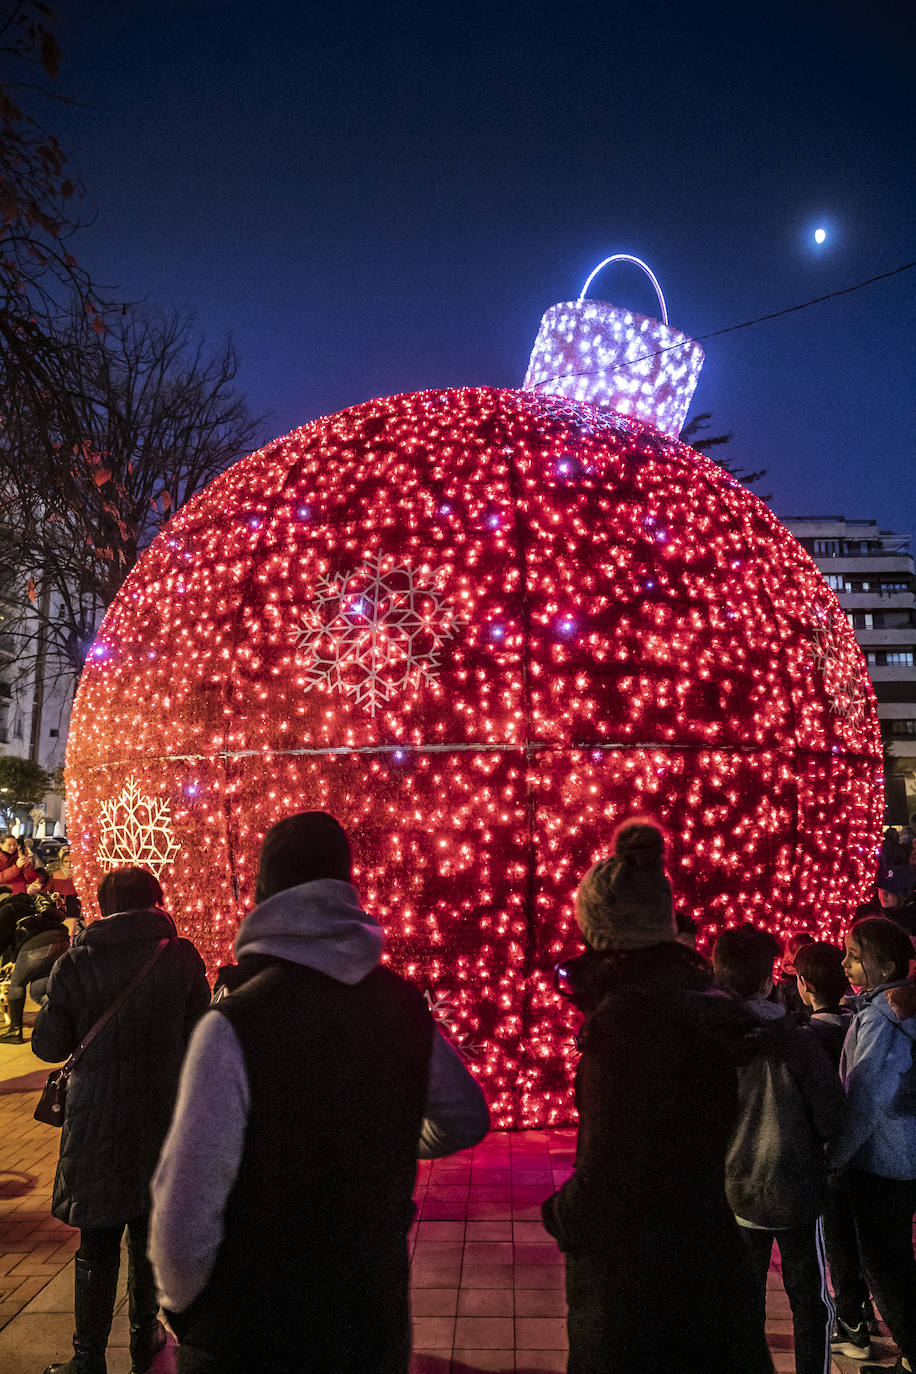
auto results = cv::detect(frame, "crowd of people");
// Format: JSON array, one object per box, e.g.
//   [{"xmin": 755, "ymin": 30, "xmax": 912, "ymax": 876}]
[
  {"xmin": 544, "ymin": 820, "xmax": 916, "ymax": 1374},
  {"xmin": 3, "ymin": 814, "xmax": 916, "ymax": 1374},
  {"xmin": 858, "ymin": 815, "xmax": 916, "ymax": 930}
]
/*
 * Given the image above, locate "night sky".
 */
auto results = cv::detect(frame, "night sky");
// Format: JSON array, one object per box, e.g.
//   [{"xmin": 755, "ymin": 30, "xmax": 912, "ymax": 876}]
[{"xmin": 51, "ymin": 0, "xmax": 915, "ymax": 538}]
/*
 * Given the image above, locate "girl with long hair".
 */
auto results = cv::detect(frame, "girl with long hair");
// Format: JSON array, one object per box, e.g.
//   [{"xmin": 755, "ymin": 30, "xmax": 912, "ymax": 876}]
[{"xmin": 830, "ymin": 917, "xmax": 916, "ymax": 1374}]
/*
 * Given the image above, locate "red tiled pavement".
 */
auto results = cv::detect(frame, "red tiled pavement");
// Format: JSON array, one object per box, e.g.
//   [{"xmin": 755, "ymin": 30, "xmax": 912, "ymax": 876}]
[{"xmin": 0, "ymin": 1019, "xmax": 900, "ymax": 1372}]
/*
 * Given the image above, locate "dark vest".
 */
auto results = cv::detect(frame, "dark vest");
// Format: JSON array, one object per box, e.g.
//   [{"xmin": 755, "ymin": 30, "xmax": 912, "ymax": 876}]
[{"xmin": 179, "ymin": 959, "xmax": 433, "ymax": 1372}]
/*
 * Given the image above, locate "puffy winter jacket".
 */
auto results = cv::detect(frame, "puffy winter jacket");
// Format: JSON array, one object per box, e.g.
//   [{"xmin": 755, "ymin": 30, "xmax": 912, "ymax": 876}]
[
  {"xmin": 0, "ymin": 893, "xmax": 34, "ymax": 960},
  {"xmin": 13, "ymin": 909, "xmax": 69, "ymax": 957},
  {"xmin": 830, "ymin": 981, "xmax": 916, "ymax": 1179},
  {"xmin": 32, "ymin": 906, "xmax": 210, "ymax": 1228}
]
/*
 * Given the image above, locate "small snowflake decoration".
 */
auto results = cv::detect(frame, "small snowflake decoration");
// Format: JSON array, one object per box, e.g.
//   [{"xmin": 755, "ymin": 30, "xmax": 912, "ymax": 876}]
[
  {"xmin": 293, "ymin": 553, "xmax": 463, "ymax": 717},
  {"xmin": 806, "ymin": 602, "xmax": 868, "ymax": 731},
  {"xmin": 424, "ymin": 989, "xmax": 483, "ymax": 1060},
  {"xmin": 97, "ymin": 776, "xmax": 181, "ymax": 877}
]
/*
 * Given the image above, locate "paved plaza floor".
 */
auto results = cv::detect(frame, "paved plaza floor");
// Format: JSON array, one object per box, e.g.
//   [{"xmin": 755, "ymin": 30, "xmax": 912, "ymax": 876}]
[{"xmin": 0, "ymin": 1021, "xmax": 900, "ymax": 1372}]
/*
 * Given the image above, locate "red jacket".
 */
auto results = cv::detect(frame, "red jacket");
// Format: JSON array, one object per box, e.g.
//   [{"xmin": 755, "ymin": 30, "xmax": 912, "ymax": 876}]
[{"xmin": 0, "ymin": 856, "xmax": 40, "ymax": 894}]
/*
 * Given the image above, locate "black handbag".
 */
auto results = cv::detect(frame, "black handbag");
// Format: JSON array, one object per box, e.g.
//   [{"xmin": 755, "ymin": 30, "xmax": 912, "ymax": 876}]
[{"xmin": 34, "ymin": 937, "xmax": 170, "ymax": 1127}]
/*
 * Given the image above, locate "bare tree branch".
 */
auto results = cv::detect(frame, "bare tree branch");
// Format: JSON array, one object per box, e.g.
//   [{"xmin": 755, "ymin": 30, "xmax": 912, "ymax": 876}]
[
  {"xmin": 0, "ymin": 304, "xmax": 265, "ymax": 687},
  {"xmin": 680, "ymin": 411, "xmax": 769, "ymax": 491}
]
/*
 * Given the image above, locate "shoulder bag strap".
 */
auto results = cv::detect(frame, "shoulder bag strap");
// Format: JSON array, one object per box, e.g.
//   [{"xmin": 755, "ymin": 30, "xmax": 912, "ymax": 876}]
[{"xmin": 62, "ymin": 936, "xmax": 171, "ymax": 1073}]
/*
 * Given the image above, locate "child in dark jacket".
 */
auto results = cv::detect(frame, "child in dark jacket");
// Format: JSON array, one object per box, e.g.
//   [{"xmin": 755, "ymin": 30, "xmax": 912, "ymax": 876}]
[
  {"xmin": 795, "ymin": 940, "xmax": 853, "ymax": 1067},
  {"xmin": 713, "ymin": 924, "xmax": 847, "ymax": 1374}
]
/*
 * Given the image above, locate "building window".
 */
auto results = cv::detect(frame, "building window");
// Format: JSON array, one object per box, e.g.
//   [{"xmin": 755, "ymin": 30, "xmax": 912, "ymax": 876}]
[
  {"xmin": 814, "ymin": 539, "xmax": 840, "ymax": 555},
  {"xmin": 49, "ymin": 728, "xmax": 58, "ymax": 738},
  {"xmin": 850, "ymin": 612, "xmax": 874, "ymax": 630},
  {"xmin": 826, "ymin": 574, "xmax": 848, "ymax": 591},
  {"xmin": 889, "ymin": 719, "xmax": 916, "ymax": 737},
  {"xmin": 868, "ymin": 650, "xmax": 916, "ymax": 667}
]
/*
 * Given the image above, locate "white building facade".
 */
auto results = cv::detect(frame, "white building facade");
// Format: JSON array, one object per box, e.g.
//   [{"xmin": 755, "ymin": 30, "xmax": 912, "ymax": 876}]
[
  {"xmin": 784, "ymin": 516, "xmax": 916, "ymax": 822},
  {"xmin": 0, "ymin": 588, "xmax": 73, "ymax": 834}
]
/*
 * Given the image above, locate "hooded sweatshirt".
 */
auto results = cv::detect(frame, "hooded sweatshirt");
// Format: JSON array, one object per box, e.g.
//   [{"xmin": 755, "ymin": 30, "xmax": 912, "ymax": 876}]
[
  {"xmin": 829, "ymin": 980, "xmax": 916, "ymax": 1178},
  {"xmin": 726, "ymin": 1007, "xmax": 846, "ymax": 1228},
  {"xmin": 149, "ymin": 879, "xmax": 489, "ymax": 1312}
]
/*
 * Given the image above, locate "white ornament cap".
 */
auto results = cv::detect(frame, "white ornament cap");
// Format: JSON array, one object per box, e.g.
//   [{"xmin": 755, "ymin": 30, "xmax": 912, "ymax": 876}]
[{"xmin": 522, "ymin": 255, "xmax": 704, "ymax": 438}]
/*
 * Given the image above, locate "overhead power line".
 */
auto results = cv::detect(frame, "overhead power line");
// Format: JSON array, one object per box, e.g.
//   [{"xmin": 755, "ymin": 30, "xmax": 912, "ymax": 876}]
[
  {"xmin": 546, "ymin": 261, "xmax": 916, "ymax": 379},
  {"xmin": 694, "ymin": 261, "xmax": 916, "ymax": 344}
]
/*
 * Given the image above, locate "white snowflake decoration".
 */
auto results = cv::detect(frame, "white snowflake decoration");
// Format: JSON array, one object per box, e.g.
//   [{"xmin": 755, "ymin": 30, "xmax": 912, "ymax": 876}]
[
  {"xmin": 293, "ymin": 553, "xmax": 463, "ymax": 717},
  {"xmin": 97, "ymin": 776, "xmax": 181, "ymax": 877},
  {"xmin": 806, "ymin": 602, "xmax": 868, "ymax": 730},
  {"xmin": 424, "ymin": 989, "xmax": 483, "ymax": 1060}
]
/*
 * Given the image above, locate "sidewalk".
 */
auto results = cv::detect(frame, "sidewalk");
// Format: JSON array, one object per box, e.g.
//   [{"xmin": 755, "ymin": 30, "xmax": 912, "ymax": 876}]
[{"xmin": 0, "ymin": 1025, "xmax": 898, "ymax": 1373}]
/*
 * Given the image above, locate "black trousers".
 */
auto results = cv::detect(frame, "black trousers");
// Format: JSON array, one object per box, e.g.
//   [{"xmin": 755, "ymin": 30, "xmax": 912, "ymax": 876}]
[
  {"xmin": 562, "ymin": 1236, "xmax": 774, "ymax": 1374},
  {"xmin": 8, "ymin": 940, "xmax": 68, "ymax": 1005},
  {"xmin": 78, "ymin": 1213, "xmax": 151, "ymax": 1270},
  {"xmin": 837, "ymin": 1169, "xmax": 916, "ymax": 1363},
  {"xmin": 77, "ymin": 1213, "xmax": 158, "ymax": 1345},
  {"xmin": 741, "ymin": 1219, "xmax": 833, "ymax": 1374},
  {"xmin": 823, "ymin": 1169, "xmax": 870, "ymax": 1325}
]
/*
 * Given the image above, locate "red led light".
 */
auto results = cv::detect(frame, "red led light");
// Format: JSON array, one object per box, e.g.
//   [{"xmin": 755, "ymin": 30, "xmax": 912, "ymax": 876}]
[{"xmin": 66, "ymin": 387, "xmax": 884, "ymax": 1127}]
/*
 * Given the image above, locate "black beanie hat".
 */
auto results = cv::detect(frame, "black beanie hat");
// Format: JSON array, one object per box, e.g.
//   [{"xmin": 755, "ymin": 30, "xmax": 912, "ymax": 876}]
[{"xmin": 255, "ymin": 812, "xmax": 352, "ymax": 904}]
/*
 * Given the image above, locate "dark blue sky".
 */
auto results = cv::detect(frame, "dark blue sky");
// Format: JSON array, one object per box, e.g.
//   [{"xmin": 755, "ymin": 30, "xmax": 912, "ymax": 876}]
[{"xmin": 52, "ymin": 0, "xmax": 915, "ymax": 536}]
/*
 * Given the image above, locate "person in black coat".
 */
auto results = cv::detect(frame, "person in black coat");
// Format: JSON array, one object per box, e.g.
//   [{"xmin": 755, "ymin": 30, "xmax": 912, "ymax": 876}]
[
  {"xmin": 0, "ymin": 893, "xmax": 70, "ymax": 1042},
  {"xmin": 0, "ymin": 888, "xmax": 35, "ymax": 962},
  {"xmin": 542, "ymin": 818, "xmax": 773, "ymax": 1374},
  {"xmin": 32, "ymin": 866, "xmax": 210, "ymax": 1374}
]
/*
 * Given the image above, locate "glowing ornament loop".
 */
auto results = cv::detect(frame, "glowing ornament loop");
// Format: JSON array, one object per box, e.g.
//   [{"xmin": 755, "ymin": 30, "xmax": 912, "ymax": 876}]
[{"xmin": 577, "ymin": 253, "xmax": 669, "ymax": 324}]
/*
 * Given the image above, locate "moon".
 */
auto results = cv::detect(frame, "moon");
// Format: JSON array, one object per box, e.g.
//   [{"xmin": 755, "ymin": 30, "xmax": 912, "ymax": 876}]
[{"xmin": 814, "ymin": 227, "xmax": 827, "ymax": 244}]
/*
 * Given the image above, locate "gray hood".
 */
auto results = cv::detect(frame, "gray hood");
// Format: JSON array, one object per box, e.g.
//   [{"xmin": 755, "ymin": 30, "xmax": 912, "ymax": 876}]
[
  {"xmin": 874, "ymin": 989, "xmax": 916, "ymax": 1044},
  {"xmin": 233, "ymin": 878, "xmax": 384, "ymax": 985},
  {"xmin": 849, "ymin": 981, "xmax": 916, "ymax": 1043}
]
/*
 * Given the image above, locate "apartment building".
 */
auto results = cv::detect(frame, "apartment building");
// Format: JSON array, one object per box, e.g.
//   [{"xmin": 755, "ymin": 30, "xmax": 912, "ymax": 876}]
[
  {"xmin": 0, "ymin": 588, "xmax": 72, "ymax": 833},
  {"xmin": 783, "ymin": 516, "xmax": 916, "ymax": 820}
]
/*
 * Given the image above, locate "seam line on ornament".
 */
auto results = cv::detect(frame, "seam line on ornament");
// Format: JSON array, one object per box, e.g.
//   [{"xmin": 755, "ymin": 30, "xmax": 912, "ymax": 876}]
[{"xmin": 80, "ymin": 740, "xmax": 877, "ymax": 767}]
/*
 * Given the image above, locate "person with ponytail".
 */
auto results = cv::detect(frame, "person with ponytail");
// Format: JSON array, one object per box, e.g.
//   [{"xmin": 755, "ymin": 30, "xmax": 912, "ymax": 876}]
[
  {"xmin": 829, "ymin": 917, "xmax": 916, "ymax": 1374},
  {"xmin": 542, "ymin": 817, "xmax": 773, "ymax": 1374}
]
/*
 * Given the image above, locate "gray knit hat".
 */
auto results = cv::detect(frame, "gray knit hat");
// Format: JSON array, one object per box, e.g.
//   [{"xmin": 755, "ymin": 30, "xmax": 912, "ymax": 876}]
[{"xmin": 575, "ymin": 818, "xmax": 675, "ymax": 952}]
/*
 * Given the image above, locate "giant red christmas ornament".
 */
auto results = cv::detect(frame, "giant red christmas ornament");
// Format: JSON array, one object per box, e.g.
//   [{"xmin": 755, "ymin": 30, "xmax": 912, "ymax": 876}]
[{"xmin": 67, "ymin": 258, "xmax": 883, "ymax": 1126}]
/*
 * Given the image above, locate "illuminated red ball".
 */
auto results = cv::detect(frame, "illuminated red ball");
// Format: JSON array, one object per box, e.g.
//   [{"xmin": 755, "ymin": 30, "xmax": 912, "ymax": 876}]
[{"xmin": 67, "ymin": 387, "xmax": 883, "ymax": 1126}]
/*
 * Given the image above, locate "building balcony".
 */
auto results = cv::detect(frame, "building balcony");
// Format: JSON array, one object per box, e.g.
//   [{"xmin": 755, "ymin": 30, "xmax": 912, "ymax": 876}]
[
  {"xmin": 855, "ymin": 629, "xmax": 916, "ymax": 647},
  {"xmin": 878, "ymin": 703, "xmax": 916, "ymax": 720},
  {"xmin": 812, "ymin": 556, "xmax": 915, "ymax": 575},
  {"xmin": 838, "ymin": 592, "xmax": 916, "ymax": 611},
  {"xmin": 869, "ymin": 665, "xmax": 916, "ymax": 681},
  {"xmin": 885, "ymin": 740, "xmax": 916, "ymax": 761}
]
